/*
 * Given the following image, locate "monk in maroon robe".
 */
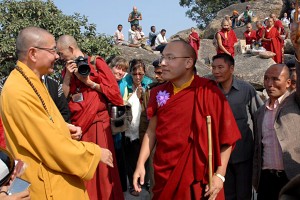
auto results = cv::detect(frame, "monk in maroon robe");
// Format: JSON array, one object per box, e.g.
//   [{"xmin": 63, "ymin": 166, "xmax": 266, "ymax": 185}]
[
  {"xmin": 189, "ymin": 27, "xmax": 200, "ymax": 58},
  {"xmin": 244, "ymin": 23, "xmax": 257, "ymax": 45},
  {"xmin": 256, "ymin": 21, "xmax": 265, "ymax": 42},
  {"xmin": 133, "ymin": 40, "xmax": 241, "ymax": 200},
  {"xmin": 58, "ymin": 35, "xmax": 124, "ymax": 200},
  {"xmin": 262, "ymin": 18, "xmax": 283, "ymax": 63},
  {"xmin": 217, "ymin": 19, "xmax": 238, "ymax": 57}
]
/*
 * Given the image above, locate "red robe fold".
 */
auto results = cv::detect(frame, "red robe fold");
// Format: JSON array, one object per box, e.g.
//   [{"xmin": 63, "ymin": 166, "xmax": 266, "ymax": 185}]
[
  {"xmin": 244, "ymin": 30, "xmax": 257, "ymax": 45},
  {"xmin": 256, "ymin": 27, "xmax": 265, "ymax": 41},
  {"xmin": 147, "ymin": 75, "xmax": 241, "ymax": 200},
  {"xmin": 274, "ymin": 20, "xmax": 285, "ymax": 35},
  {"xmin": 65, "ymin": 56, "xmax": 124, "ymax": 200},
  {"xmin": 189, "ymin": 32, "xmax": 200, "ymax": 58},
  {"xmin": 263, "ymin": 27, "xmax": 283, "ymax": 63},
  {"xmin": 217, "ymin": 29, "xmax": 238, "ymax": 57}
]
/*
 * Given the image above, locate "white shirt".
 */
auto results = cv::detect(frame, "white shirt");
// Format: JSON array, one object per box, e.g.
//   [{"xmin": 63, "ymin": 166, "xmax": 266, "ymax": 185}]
[
  {"xmin": 281, "ymin": 17, "xmax": 290, "ymax": 26},
  {"xmin": 114, "ymin": 30, "xmax": 125, "ymax": 44},
  {"xmin": 155, "ymin": 33, "xmax": 167, "ymax": 46}
]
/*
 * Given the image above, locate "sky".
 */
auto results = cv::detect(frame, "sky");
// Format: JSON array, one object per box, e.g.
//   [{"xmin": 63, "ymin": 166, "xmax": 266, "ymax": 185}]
[{"xmin": 52, "ymin": 0, "xmax": 197, "ymax": 40}]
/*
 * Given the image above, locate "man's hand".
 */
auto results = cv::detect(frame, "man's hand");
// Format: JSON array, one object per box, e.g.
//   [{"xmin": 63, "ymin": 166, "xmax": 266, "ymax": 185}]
[
  {"xmin": 0, "ymin": 186, "xmax": 30, "ymax": 200},
  {"xmin": 132, "ymin": 164, "xmax": 145, "ymax": 193},
  {"xmin": 204, "ymin": 175, "xmax": 224, "ymax": 200},
  {"xmin": 100, "ymin": 148, "xmax": 114, "ymax": 168},
  {"xmin": 67, "ymin": 124, "xmax": 82, "ymax": 141},
  {"xmin": 136, "ymin": 85, "xmax": 143, "ymax": 99},
  {"xmin": 65, "ymin": 60, "xmax": 77, "ymax": 76}
]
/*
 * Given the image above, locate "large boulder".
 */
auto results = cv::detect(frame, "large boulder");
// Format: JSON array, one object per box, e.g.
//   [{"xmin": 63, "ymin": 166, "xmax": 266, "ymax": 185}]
[
  {"xmin": 284, "ymin": 39, "xmax": 294, "ymax": 55},
  {"xmin": 199, "ymin": 39, "xmax": 217, "ymax": 65},
  {"xmin": 169, "ymin": 28, "xmax": 204, "ymax": 42},
  {"xmin": 234, "ymin": 54, "xmax": 276, "ymax": 89},
  {"xmin": 203, "ymin": 0, "xmax": 283, "ymax": 39},
  {"xmin": 117, "ymin": 45, "xmax": 160, "ymax": 79}
]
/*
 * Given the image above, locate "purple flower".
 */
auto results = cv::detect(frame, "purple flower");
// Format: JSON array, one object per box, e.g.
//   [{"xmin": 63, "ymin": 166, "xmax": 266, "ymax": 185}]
[{"xmin": 156, "ymin": 90, "xmax": 170, "ymax": 107}]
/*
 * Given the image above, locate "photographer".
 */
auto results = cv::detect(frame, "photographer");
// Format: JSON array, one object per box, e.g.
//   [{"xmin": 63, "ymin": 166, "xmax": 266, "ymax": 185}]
[{"xmin": 57, "ymin": 35, "xmax": 124, "ymax": 200}]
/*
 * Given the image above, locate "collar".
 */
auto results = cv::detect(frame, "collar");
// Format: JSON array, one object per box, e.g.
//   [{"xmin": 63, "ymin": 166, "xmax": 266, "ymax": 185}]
[
  {"xmin": 217, "ymin": 76, "xmax": 239, "ymax": 92},
  {"xmin": 265, "ymin": 92, "xmax": 287, "ymax": 110},
  {"xmin": 172, "ymin": 75, "xmax": 194, "ymax": 95}
]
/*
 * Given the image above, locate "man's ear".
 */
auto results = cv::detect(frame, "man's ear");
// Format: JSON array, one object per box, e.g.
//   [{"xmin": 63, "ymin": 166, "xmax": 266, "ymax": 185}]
[
  {"xmin": 28, "ymin": 48, "xmax": 38, "ymax": 62},
  {"xmin": 230, "ymin": 65, "xmax": 235, "ymax": 73},
  {"xmin": 186, "ymin": 58, "xmax": 194, "ymax": 70},
  {"xmin": 68, "ymin": 45, "xmax": 75, "ymax": 54}
]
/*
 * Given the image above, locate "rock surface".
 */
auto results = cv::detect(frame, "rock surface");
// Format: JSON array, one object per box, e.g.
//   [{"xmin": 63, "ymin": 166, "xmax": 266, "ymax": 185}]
[
  {"xmin": 234, "ymin": 54, "xmax": 276, "ymax": 89},
  {"xmin": 117, "ymin": 45, "xmax": 160, "ymax": 79}
]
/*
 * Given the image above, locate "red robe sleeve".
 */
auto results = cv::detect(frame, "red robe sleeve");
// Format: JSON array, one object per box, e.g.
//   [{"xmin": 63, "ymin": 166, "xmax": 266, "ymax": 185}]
[{"xmin": 91, "ymin": 57, "xmax": 123, "ymax": 106}]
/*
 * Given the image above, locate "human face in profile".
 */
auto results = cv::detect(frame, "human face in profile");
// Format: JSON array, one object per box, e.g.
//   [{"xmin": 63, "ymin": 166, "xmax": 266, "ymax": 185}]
[
  {"xmin": 34, "ymin": 34, "xmax": 59, "ymax": 75},
  {"xmin": 154, "ymin": 67, "xmax": 164, "ymax": 83}
]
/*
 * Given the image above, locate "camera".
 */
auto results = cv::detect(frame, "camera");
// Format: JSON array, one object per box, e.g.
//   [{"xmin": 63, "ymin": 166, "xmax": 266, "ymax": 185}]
[{"xmin": 74, "ymin": 56, "xmax": 90, "ymax": 77}]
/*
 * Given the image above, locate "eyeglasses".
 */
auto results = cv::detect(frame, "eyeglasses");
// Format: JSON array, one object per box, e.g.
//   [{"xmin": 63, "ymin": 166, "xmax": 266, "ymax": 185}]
[
  {"xmin": 34, "ymin": 47, "xmax": 58, "ymax": 54},
  {"xmin": 159, "ymin": 55, "xmax": 191, "ymax": 63},
  {"xmin": 132, "ymin": 73, "xmax": 145, "ymax": 77}
]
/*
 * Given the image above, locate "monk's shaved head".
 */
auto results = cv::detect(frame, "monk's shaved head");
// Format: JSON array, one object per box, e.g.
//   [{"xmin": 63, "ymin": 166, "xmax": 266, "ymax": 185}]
[
  {"xmin": 266, "ymin": 64, "xmax": 290, "ymax": 79},
  {"xmin": 167, "ymin": 40, "xmax": 197, "ymax": 66},
  {"xmin": 256, "ymin": 21, "xmax": 262, "ymax": 26},
  {"xmin": 16, "ymin": 26, "xmax": 52, "ymax": 60},
  {"xmin": 56, "ymin": 35, "xmax": 79, "ymax": 50}
]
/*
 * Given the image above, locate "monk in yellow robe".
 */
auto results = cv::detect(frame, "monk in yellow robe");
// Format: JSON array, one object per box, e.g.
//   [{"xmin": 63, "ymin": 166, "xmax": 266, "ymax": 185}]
[{"xmin": 0, "ymin": 27, "xmax": 113, "ymax": 200}]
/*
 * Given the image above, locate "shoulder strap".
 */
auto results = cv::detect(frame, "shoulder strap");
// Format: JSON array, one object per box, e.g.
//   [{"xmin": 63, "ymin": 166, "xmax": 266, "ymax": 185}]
[{"xmin": 90, "ymin": 55, "xmax": 100, "ymax": 71}]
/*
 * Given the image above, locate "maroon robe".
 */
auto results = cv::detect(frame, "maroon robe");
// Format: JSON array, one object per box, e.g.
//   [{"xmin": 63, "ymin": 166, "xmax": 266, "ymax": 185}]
[
  {"xmin": 256, "ymin": 27, "xmax": 265, "ymax": 41},
  {"xmin": 263, "ymin": 26, "xmax": 283, "ymax": 63},
  {"xmin": 217, "ymin": 29, "xmax": 238, "ymax": 57},
  {"xmin": 274, "ymin": 20, "xmax": 285, "ymax": 35},
  {"xmin": 189, "ymin": 32, "xmax": 200, "ymax": 58},
  {"xmin": 244, "ymin": 30, "xmax": 257, "ymax": 45},
  {"xmin": 147, "ymin": 76, "xmax": 241, "ymax": 200},
  {"xmin": 66, "ymin": 56, "xmax": 124, "ymax": 200}
]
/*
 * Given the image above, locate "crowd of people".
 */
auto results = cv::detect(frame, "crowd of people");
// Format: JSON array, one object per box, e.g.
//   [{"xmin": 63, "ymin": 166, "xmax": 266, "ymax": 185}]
[
  {"xmin": 113, "ymin": 6, "xmax": 201, "ymax": 59},
  {"xmin": 1, "ymin": 2, "xmax": 300, "ymax": 200}
]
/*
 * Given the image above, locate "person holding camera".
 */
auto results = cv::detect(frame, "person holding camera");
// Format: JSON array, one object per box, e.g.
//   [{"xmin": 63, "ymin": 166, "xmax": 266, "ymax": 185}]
[{"xmin": 57, "ymin": 35, "xmax": 124, "ymax": 200}]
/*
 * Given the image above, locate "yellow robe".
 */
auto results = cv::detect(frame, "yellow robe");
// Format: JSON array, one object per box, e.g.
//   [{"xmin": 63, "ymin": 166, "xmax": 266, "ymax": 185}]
[{"xmin": 0, "ymin": 61, "xmax": 101, "ymax": 200}]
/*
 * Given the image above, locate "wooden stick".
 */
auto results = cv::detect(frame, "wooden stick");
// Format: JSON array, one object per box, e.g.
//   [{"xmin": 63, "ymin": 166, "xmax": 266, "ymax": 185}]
[{"xmin": 206, "ymin": 116, "xmax": 213, "ymax": 190}]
